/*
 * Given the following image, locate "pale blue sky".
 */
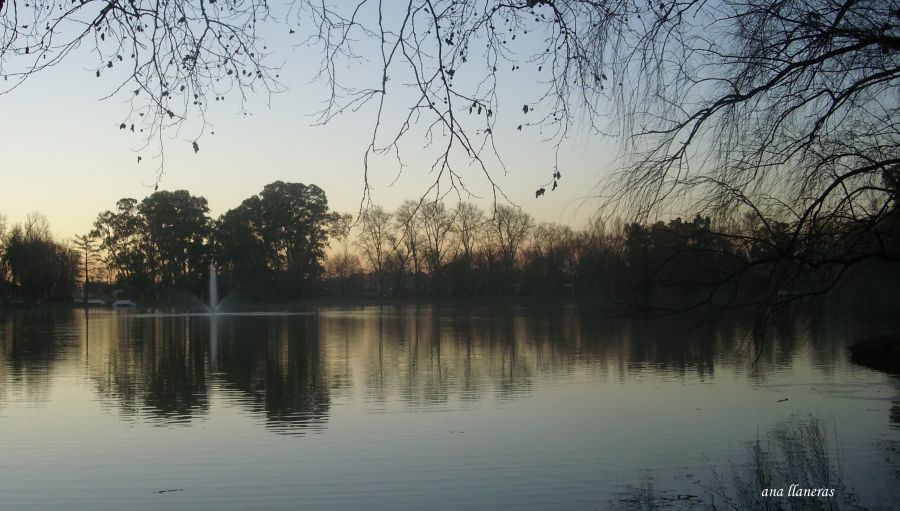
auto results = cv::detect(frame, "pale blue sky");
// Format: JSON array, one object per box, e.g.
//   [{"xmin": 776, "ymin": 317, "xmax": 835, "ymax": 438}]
[{"xmin": 1, "ymin": 12, "xmax": 617, "ymax": 240}]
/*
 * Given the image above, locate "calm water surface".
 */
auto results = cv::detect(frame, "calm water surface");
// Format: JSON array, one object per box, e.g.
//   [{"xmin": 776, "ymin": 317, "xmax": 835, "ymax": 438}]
[{"xmin": 1, "ymin": 303, "xmax": 897, "ymax": 509}]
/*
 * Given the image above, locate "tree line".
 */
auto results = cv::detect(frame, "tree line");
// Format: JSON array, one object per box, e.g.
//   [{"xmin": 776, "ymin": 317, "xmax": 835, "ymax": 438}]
[
  {"xmin": 347, "ymin": 204, "xmax": 746, "ymax": 306},
  {"xmin": 0, "ymin": 181, "xmax": 346, "ymax": 304},
  {"xmin": 3, "ymin": 0, "xmax": 896, "ymax": 314},
  {"xmin": 339, "ymin": 198, "xmax": 898, "ymax": 311},
  {"xmin": 87, "ymin": 181, "xmax": 348, "ymax": 301},
  {"xmin": 2, "ymin": 180, "xmax": 896, "ymax": 309}
]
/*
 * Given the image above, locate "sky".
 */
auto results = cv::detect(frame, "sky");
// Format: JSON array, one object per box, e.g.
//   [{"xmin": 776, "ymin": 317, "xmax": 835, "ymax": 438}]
[{"xmin": 0, "ymin": 7, "xmax": 618, "ymax": 241}]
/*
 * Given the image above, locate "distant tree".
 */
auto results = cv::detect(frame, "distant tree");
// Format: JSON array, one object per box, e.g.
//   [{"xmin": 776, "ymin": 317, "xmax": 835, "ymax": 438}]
[
  {"xmin": 139, "ymin": 190, "xmax": 212, "ymax": 292},
  {"xmin": 490, "ymin": 206, "xmax": 532, "ymax": 272},
  {"xmin": 0, "ymin": 213, "xmax": 7, "ymax": 282},
  {"xmin": 216, "ymin": 181, "xmax": 342, "ymax": 296},
  {"xmin": 91, "ymin": 198, "xmax": 152, "ymax": 290},
  {"xmin": 572, "ymin": 218, "xmax": 627, "ymax": 297},
  {"xmin": 393, "ymin": 201, "xmax": 425, "ymax": 295},
  {"xmin": 71, "ymin": 233, "xmax": 103, "ymax": 303},
  {"xmin": 91, "ymin": 192, "xmax": 211, "ymax": 295},
  {"xmin": 323, "ymin": 212, "xmax": 358, "ymax": 296},
  {"xmin": 356, "ymin": 205, "xmax": 393, "ymax": 295},
  {"xmin": 325, "ymin": 250, "xmax": 362, "ymax": 297},
  {"xmin": 522, "ymin": 223, "xmax": 576, "ymax": 294},
  {"xmin": 326, "ymin": 251, "xmax": 361, "ymax": 281},
  {"xmin": 419, "ymin": 202, "xmax": 455, "ymax": 287},
  {"xmin": 615, "ymin": 215, "xmax": 751, "ymax": 308},
  {"xmin": 1, "ymin": 215, "xmax": 78, "ymax": 302},
  {"xmin": 23, "ymin": 212, "xmax": 51, "ymax": 241},
  {"xmin": 443, "ymin": 202, "xmax": 486, "ymax": 295},
  {"xmin": 451, "ymin": 203, "xmax": 485, "ymax": 268},
  {"xmin": 215, "ymin": 195, "xmax": 269, "ymax": 285},
  {"xmin": 328, "ymin": 212, "xmax": 353, "ymax": 242},
  {"xmin": 624, "ymin": 223, "xmax": 653, "ymax": 303}
]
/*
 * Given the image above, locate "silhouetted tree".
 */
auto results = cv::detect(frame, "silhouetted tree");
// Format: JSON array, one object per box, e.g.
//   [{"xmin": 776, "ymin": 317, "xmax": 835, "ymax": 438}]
[
  {"xmin": 71, "ymin": 233, "xmax": 103, "ymax": 304},
  {"xmin": 139, "ymin": 190, "xmax": 212, "ymax": 293},
  {"xmin": 91, "ymin": 198, "xmax": 152, "ymax": 291},
  {"xmin": 0, "ymin": 213, "xmax": 8, "ymax": 284},
  {"xmin": 216, "ymin": 181, "xmax": 344, "ymax": 297},
  {"xmin": 215, "ymin": 196, "xmax": 269, "ymax": 289},
  {"xmin": 91, "ymin": 192, "xmax": 211, "ymax": 296},
  {"xmin": 451, "ymin": 203, "xmax": 485, "ymax": 267},
  {"xmin": 420, "ymin": 202, "xmax": 454, "ymax": 293},
  {"xmin": 356, "ymin": 205, "xmax": 393, "ymax": 296},
  {"xmin": 522, "ymin": 223, "xmax": 576, "ymax": 295},
  {"xmin": 446, "ymin": 202, "xmax": 486, "ymax": 295},
  {"xmin": 325, "ymin": 250, "xmax": 362, "ymax": 297},
  {"xmin": 490, "ymin": 205, "xmax": 532, "ymax": 272},
  {"xmin": 390, "ymin": 201, "xmax": 424, "ymax": 296},
  {"xmin": 1, "ymin": 214, "xmax": 77, "ymax": 302}
]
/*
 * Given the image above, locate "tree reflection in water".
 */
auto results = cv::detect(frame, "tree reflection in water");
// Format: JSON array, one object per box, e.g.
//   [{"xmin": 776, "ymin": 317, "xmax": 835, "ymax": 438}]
[{"xmin": 214, "ymin": 314, "xmax": 329, "ymax": 435}]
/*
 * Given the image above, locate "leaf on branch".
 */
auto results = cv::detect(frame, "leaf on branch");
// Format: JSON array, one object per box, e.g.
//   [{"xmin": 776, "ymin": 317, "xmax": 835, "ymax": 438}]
[
  {"xmin": 192, "ymin": 141, "xmax": 199, "ymax": 153},
  {"xmin": 522, "ymin": 105, "xmax": 529, "ymax": 114}
]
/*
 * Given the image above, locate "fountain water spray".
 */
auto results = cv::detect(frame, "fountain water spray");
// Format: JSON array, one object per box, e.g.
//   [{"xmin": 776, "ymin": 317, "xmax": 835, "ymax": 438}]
[{"xmin": 209, "ymin": 263, "xmax": 218, "ymax": 313}]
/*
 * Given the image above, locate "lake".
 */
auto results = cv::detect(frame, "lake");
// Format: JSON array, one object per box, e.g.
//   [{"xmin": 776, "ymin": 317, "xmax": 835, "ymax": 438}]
[{"xmin": 1, "ymin": 303, "xmax": 897, "ymax": 509}]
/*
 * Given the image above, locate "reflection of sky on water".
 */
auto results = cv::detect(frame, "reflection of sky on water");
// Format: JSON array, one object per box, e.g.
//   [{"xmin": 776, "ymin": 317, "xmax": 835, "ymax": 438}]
[{"xmin": 0, "ymin": 304, "xmax": 898, "ymax": 510}]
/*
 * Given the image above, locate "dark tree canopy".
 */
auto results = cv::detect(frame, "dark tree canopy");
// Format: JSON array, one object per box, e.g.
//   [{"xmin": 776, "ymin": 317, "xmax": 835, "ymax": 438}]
[
  {"xmin": 91, "ymin": 198, "xmax": 152, "ymax": 288},
  {"xmin": 139, "ymin": 190, "xmax": 212, "ymax": 289},
  {"xmin": 216, "ymin": 181, "xmax": 346, "ymax": 295},
  {"xmin": 92, "ymin": 190, "xmax": 212, "ymax": 293},
  {"xmin": 86, "ymin": 183, "xmax": 346, "ymax": 299},
  {"xmin": 1, "ymin": 214, "xmax": 78, "ymax": 301}
]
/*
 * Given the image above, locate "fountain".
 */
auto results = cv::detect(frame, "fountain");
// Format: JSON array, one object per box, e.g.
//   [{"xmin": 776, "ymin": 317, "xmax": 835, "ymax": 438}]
[
  {"xmin": 123, "ymin": 263, "xmax": 316, "ymax": 318},
  {"xmin": 209, "ymin": 263, "xmax": 219, "ymax": 313}
]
